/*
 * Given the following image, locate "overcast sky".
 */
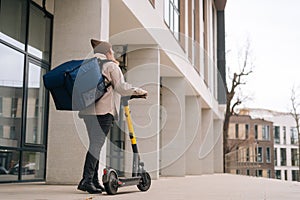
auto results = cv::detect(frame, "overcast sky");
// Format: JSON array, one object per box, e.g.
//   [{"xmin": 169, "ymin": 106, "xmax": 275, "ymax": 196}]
[{"xmin": 225, "ymin": 0, "xmax": 300, "ymax": 113}]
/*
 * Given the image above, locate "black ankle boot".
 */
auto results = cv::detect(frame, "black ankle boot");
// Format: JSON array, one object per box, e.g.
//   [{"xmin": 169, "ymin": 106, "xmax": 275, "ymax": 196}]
[
  {"xmin": 93, "ymin": 180, "xmax": 105, "ymax": 191},
  {"xmin": 77, "ymin": 179, "xmax": 102, "ymax": 194}
]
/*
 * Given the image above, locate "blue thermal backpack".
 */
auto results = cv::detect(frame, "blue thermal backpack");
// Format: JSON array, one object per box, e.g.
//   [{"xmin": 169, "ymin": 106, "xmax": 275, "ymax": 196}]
[{"xmin": 43, "ymin": 57, "xmax": 112, "ymax": 111}]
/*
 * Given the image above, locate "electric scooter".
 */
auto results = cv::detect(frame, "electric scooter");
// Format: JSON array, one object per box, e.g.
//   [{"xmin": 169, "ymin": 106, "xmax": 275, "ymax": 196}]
[{"xmin": 102, "ymin": 95, "xmax": 151, "ymax": 195}]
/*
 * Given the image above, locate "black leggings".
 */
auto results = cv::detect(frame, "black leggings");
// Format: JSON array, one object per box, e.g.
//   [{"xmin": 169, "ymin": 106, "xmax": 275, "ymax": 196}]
[{"xmin": 81, "ymin": 113, "xmax": 114, "ymax": 181}]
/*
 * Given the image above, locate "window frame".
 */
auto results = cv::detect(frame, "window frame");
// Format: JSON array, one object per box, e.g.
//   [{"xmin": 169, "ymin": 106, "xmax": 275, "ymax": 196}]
[
  {"xmin": 262, "ymin": 125, "xmax": 270, "ymax": 140},
  {"xmin": 0, "ymin": 0, "xmax": 52, "ymax": 183},
  {"xmin": 274, "ymin": 126, "xmax": 280, "ymax": 144},
  {"xmin": 164, "ymin": 0, "xmax": 181, "ymax": 40}
]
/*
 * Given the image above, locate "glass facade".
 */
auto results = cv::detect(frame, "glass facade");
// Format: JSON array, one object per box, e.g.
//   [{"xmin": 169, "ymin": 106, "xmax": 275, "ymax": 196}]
[
  {"xmin": 164, "ymin": 0, "xmax": 180, "ymax": 40},
  {"xmin": 0, "ymin": 0, "xmax": 52, "ymax": 182}
]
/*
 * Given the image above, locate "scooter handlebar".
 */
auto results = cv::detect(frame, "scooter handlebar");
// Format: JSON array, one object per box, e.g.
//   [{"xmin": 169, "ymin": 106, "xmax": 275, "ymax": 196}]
[
  {"xmin": 121, "ymin": 94, "xmax": 147, "ymax": 105},
  {"xmin": 129, "ymin": 94, "xmax": 147, "ymax": 99}
]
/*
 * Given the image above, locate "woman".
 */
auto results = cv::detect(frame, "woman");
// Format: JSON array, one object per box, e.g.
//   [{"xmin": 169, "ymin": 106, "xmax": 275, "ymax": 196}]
[{"xmin": 77, "ymin": 39, "xmax": 147, "ymax": 194}]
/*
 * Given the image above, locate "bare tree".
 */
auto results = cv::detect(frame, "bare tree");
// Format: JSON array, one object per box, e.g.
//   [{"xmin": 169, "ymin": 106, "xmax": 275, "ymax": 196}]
[
  {"xmin": 223, "ymin": 42, "xmax": 253, "ymax": 172},
  {"xmin": 290, "ymin": 87, "xmax": 300, "ymax": 181}
]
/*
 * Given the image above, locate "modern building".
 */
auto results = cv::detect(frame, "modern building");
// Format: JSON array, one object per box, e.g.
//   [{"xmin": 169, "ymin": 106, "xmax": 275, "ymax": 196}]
[
  {"xmin": 226, "ymin": 114, "xmax": 275, "ymax": 178},
  {"xmin": 241, "ymin": 108, "xmax": 299, "ymax": 182},
  {"xmin": 0, "ymin": 0, "xmax": 227, "ymax": 183}
]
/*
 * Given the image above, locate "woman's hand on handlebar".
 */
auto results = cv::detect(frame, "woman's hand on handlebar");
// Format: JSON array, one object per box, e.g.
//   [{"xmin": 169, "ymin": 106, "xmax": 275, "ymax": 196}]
[{"xmin": 133, "ymin": 88, "xmax": 148, "ymax": 97}]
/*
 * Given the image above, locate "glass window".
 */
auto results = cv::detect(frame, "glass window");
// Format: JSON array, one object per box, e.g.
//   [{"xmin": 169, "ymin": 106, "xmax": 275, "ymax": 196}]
[
  {"xmin": 10, "ymin": 126, "xmax": 16, "ymax": 140},
  {"xmin": 257, "ymin": 147, "xmax": 263, "ymax": 163},
  {"xmin": 0, "ymin": 97, "xmax": 2, "ymax": 116},
  {"xmin": 292, "ymin": 170, "xmax": 299, "ymax": 181},
  {"xmin": 0, "ymin": 125, "xmax": 3, "ymax": 138},
  {"xmin": 290, "ymin": 127, "xmax": 298, "ymax": 145},
  {"xmin": 28, "ymin": 4, "xmax": 52, "ymax": 62},
  {"xmin": 254, "ymin": 125, "xmax": 258, "ymax": 139},
  {"xmin": 21, "ymin": 151, "xmax": 45, "ymax": 180},
  {"xmin": 262, "ymin": 125, "xmax": 270, "ymax": 140},
  {"xmin": 246, "ymin": 148, "xmax": 250, "ymax": 162},
  {"xmin": 280, "ymin": 148, "xmax": 286, "ymax": 166},
  {"xmin": 0, "ymin": 1, "xmax": 51, "ymax": 183},
  {"xmin": 274, "ymin": 126, "xmax": 280, "ymax": 144},
  {"xmin": 283, "ymin": 126, "xmax": 286, "ymax": 144},
  {"xmin": 256, "ymin": 170, "xmax": 263, "ymax": 177},
  {"xmin": 164, "ymin": 0, "xmax": 180, "ymax": 40},
  {"xmin": 246, "ymin": 169, "xmax": 250, "ymax": 176},
  {"xmin": 0, "ymin": 43, "xmax": 24, "ymax": 147},
  {"xmin": 25, "ymin": 63, "xmax": 46, "ymax": 145},
  {"xmin": 274, "ymin": 148, "xmax": 277, "ymax": 166},
  {"xmin": 164, "ymin": 0, "xmax": 170, "ymax": 27},
  {"xmin": 266, "ymin": 147, "xmax": 271, "ymax": 163},
  {"xmin": 0, "ymin": 149, "xmax": 19, "ymax": 181},
  {"xmin": 235, "ymin": 124, "xmax": 239, "ymax": 139},
  {"xmin": 245, "ymin": 124, "xmax": 249, "ymax": 139},
  {"xmin": 174, "ymin": 7, "xmax": 179, "ymax": 40},
  {"xmin": 291, "ymin": 148, "xmax": 299, "ymax": 166},
  {"xmin": 284, "ymin": 170, "xmax": 288, "ymax": 181},
  {"xmin": 0, "ymin": 0, "xmax": 27, "ymax": 49},
  {"xmin": 275, "ymin": 170, "xmax": 281, "ymax": 179}
]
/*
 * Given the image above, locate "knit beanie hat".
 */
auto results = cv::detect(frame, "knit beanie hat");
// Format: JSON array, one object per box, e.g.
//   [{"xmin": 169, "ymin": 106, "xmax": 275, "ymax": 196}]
[{"xmin": 91, "ymin": 39, "xmax": 112, "ymax": 54}]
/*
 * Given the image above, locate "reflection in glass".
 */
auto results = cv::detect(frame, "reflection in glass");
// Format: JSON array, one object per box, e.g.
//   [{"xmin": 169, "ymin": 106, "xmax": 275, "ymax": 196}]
[
  {"xmin": 26, "ymin": 63, "xmax": 46, "ymax": 145},
  {"xmin": 0, "ymin": 149, "xmax": 19, "ymax": 181},
  {"xmin": 0, "ymin": 44, "xmax": 24, "ymax": 147},
  {"xmin": 0, "ymin": 0, "xmax": 27, "ymax": 49},
  {"xmin": 28, "ymin": 4, "xmax": 52, "ymax": 61},
  {"xmin": 22, "ymin": 151, "xmax": 45, "ymax": 180}
]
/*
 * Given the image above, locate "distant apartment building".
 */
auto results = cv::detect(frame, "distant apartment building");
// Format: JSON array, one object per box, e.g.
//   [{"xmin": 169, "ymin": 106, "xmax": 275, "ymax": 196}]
[
  {"xmin": 241, "ymin": 108, "xmax": 299, "ymax": 182},
  {"xmin": 226, "ymin": 114, "xmax": 274, "ymax": 178},
  {"xmin": 0, "ymin": 0, "xmax": 227, "ymax": 183}
]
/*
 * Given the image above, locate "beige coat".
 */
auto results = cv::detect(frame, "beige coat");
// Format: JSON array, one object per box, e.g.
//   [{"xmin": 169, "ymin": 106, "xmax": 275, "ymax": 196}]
[{"xmin": 79, "ymin": 54, "xmax": 143, "ymax": 118}]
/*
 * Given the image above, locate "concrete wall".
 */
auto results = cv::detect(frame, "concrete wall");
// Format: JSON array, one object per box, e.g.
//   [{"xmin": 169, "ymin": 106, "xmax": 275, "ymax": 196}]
[
  {"xmin": 160, "ymin": 77, "xmax": 186, "ymax": 176},
  {"xmin": 213, "ymin": 119, "xmax": 223, "ymax": 173},
  {"xmin": 198, "ymin": 108, "xmax": 214, "ymax": 174},
  {"xmin": 47, "ymin": 0, "xmax": 107, "ymax": 184},
  {"xmin": 185, "ymin": 96, "xmax": 203, "ymax": 174}
]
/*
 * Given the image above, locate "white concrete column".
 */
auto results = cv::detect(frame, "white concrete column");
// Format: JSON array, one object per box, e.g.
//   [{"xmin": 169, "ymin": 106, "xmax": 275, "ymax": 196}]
[
  {"xmin": 124, "ymin": 46, "xmax": 160, "ymax": 180},
  {"xmin": 198, "ymin": 108, "xmax": 214, "ymax": 174},
  {"xmin": 47, "ymin": 0, "xmax": 108, "ymax": 184},
  {"xmin": 160, "ymin": 77, "xmax": 186, "ymax": 176},
  {"xmin": 185, "ymin": 96, "xmax": 203, "ymax": 175},
  {"xmin": 213, "ymin": 118, "xmax": 223, "ymax": 173}
]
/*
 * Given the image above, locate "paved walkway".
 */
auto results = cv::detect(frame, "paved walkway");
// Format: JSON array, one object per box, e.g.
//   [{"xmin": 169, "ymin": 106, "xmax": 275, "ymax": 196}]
[{"xmin": 1, "ymin": 174, "xmax": 300, "ymax": 200}]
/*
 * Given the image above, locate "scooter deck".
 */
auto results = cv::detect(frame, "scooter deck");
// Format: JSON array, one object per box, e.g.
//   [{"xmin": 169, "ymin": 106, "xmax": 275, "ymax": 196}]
[{"xmin": 118, "ymin": 176, "xmax": 141, "ymax": 187}]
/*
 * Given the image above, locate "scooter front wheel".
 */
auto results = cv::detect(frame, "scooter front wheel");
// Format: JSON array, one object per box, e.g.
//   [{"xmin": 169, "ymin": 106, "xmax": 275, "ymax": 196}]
[
  {"xmin": 104, "ymin": 171, "xmax": 119, "ymax": 195},
  {"xmin": 137, "ymin": 172, "xmax": 151, "ymax": 192}
]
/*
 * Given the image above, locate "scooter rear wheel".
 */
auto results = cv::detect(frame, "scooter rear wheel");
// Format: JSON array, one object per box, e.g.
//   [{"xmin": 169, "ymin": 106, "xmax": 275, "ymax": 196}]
[
  {"xmin": 137, "ymin": 172, "xmax": 151, "ymax": 192},
  {"xmin": 104, "ymin": 171, "xmax": 118, "ymax": 195}
]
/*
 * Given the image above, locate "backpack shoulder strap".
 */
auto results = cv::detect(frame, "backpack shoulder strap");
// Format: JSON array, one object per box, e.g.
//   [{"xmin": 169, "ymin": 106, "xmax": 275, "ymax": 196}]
[
  {"xmin": 97, "ymin": 58, "xmax": 114, "ymax": 89},
  {"xmin": 97, "ymin": 58, "xmax": 114, "ymax": 66}
]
